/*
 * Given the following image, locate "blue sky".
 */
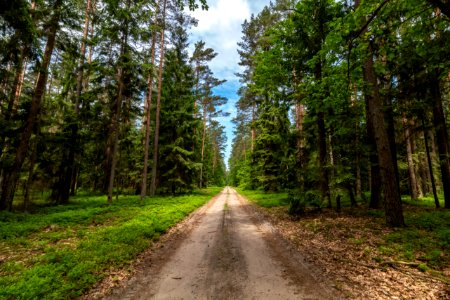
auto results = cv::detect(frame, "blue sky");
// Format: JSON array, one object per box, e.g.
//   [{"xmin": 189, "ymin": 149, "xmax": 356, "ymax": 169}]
[{"xmin": 188, "ymin": 0, "xmax": 271, "ymax": 169}]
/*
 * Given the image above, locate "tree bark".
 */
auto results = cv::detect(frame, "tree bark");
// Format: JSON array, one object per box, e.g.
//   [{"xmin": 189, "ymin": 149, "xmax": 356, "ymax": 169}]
[
  {"xmin": 58, "ymin": 0, "xmax": 92, "ymax": 203},
  {"xmin": 199, "ymin": 112, "xmax": 207, "ymax": 188},
  {"xmin": 362, "ymin": 42, "xmax": 404, "ymax": 226},
  {"xmin": 315, "ymin": 62, "xmax": 331, "ymax": 208},
  {"xmin": 0, "ymin": 0, "xmax": 62, "ymax": 211},
  {"xmin": 251, "ymin": 102, "xmax": 256, "ymax": 152},
  {"xmin": 140, "ymin": 18, "xmax": 158, "ymax": 202},
  {"xmin": 149, "ymin": 0, "xmax": 168, "ymax": 196},
  {"xmin": 107, "ymin": 0, "xmax": 130, "ymax": 204},
  {"xmin": 422, "ymin": 117, "xmax": 440, "ymax": 207},
  {"xmin": 403, "ymin": 113, "xmax": 420, "ymax": 200},
  {"xmin": 430, "ymin": 70, "xmax": 450, "ymax": 208}
]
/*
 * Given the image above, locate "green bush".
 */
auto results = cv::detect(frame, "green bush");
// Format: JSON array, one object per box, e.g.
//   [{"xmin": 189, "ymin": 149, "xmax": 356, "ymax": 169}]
[{"xmin": 288, "ymin": 190, "xmax": 321, "ymax": 215}]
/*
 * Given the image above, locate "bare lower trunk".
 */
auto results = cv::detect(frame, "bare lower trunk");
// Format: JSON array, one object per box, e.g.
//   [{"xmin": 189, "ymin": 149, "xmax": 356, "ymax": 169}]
[
  {"xmin": 430, "ymin": 71, "xmax": 450, "ymax": 208},
  {"xmin": 363, "ymin": 42, "xmax": 404, "ymax": 226},
  {"xmin": 251, "ymin": 102, "xmax": 256, "ymax": 152},
  {"xmin": 315, "ymin": 62, "xmax": 331, "ymax": 208},
  {"xmin": 141, "ymin": 28, "xmax": 158, "ymax": 202},
  {"xmin": 149, "ymin": 0, "xmax": 168, "ymax": 196},
  {"xmin": 403, "ymin": 113, "xmax": 420, "ymax": 200},
  {"xmin": 199, "ymin": 116, "xmax": 207, "ymax": 188},
  {"xmin": 422, "ymin": 117, "xmax": 440, "ymax": 208},
  {"xmin": 24, "ymin": 131, "xmax": 39, "ymax": 211},
  {"xmin": 107, "ymin": 114, "xmax": 121, "ymax": 204},
  {"xmin": 107, "ymin": 0, "xmax": 130, "ymax": 203},
  {"xmin": 57, "ymin": 0, "xmax": 92, "ymax": 203}
]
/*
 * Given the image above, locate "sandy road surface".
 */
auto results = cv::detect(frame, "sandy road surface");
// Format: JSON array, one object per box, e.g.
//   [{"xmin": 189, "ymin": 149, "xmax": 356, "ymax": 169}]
[{"xmin": 103, "ymin": 187, "xmax": 339, "ymax": 300}]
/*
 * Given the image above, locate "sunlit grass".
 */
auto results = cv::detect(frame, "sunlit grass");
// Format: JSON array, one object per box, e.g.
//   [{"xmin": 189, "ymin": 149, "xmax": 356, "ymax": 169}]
[{"xmin": 0, "ymin": 187, "xmax": 222, "ymax": 299}]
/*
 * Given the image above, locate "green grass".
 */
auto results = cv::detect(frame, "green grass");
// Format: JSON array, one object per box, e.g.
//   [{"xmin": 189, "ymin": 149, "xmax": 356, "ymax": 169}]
[
  {"xmin": 0, "ymin": 187, "xmax": 222, "ymax": 299},
  {"xmin": 235, "ymin": 188, "xmax": 289, "ymax": 208},
  {"xmin": 381, "ymin": 208, "xmax": 450, "ymax": 269},
  {"xmin": 402, "ymin": 194, "xmax": 445, "ymax": 208}
]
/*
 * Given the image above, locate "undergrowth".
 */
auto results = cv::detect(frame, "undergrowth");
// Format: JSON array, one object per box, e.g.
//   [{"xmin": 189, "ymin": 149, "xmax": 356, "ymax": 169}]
[
  {"xmin": 239, "ymin": 188, "xmax": 449, "ymax": 274},
  {"xmin": 0, "ymin": 187, "xmax": 222, "ymax": 299}
]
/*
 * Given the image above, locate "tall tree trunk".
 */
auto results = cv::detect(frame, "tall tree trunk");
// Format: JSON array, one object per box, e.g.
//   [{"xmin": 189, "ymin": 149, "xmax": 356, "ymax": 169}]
[
  {"xmin": 251, "ymin": 102, "xmax": 256, "ymax": 152},
  {"xmin": 355, "ymin": 127, "xmax": 362, "ymax": 198},
  {"xmin": 362, "ymin": 42, "xmax": 404, "ymax": 226},
  {"xmin": 83, "ymin": 0, "xmax": 96, "ymax": 93},
  {"xmin": 149, "ymin": 0, "xmax": 168, "ymax": 196},
  {"xmin": 107, "ymin": 0, "xmax": 130, "ymax": 204},
  {"xmin": 199, "ymin": 113, "xmax": 207, "ymax": 188},
  {"xmin": 295, "ymin": 102, "xmax": 305, "ymax": 184},
  {"xmin": 384, "ymin": 96, "xmax": 401, "ymax": 193},
  {"xmin": 140, "ymin": 22, "xmax": 158, "ymax": 202},
  {"xmin": 58, "ymin": 0, "xmax": 92, "ymax": 203},
  {"xmin": 402, "ymin": 113, "xmax": 420, "ymax": 200},
  {"xmin": 24, "ymin": 126, "xmax": 40, "ymax": 212},
  {"xmin": 315, "ymin": 62, "xmax": 331, "ymax": 208},
  {"xmin": 6, "ymin": 57, "xmax": 28, "ymax": 120},
  {"xmin": 0, "ymin": 0, "xmax": 62, "ymax": 211},
  {"xmin": 367, "ymin": 134, "xmax": 382, "ymax": 209},
  {"xmin": 430, "ymin": 70, "xmax": 450, "ymax": 208},
  {"xmin": 107, "ymin": 67, "xmax": 125, "ymax": 204},
  {"xmin": 422, "ymin": 117, "xmax": 440, "ymax": 207}
]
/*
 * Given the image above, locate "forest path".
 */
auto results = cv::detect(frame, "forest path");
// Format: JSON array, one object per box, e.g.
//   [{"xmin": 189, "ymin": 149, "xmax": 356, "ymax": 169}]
[{"xmin": 103, "ymin": 187, "xmax": 338, "ymax": 300}]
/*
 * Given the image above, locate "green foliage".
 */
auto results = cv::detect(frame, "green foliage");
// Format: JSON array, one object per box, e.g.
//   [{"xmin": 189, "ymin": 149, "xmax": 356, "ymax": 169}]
[
  {"xmin": 288, "ymin": 189, "xmax": 322, "ymax": 215},
  {"xmin": 0, "ymin": 187, "xmax": 222, "ymax": 299},
  {"xmin": 381, "ymin": 208, "xmax": 450, "ymax": 268},
  {"xmin": 236, "ymin": 188, "xmax": 289, "ymax": 208}
]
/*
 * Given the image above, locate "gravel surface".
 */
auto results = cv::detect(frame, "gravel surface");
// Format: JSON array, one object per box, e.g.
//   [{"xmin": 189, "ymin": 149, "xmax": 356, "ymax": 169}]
[{"xmin": 100, "ymin": 187, "xmax": 340, "ymax": 300}]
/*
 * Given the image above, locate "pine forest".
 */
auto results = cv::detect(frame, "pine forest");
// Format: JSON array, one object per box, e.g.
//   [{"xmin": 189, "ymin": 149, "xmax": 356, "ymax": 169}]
[{"xmin": 0, "ymin": 0, "xmax": 449, "ymax": 298}]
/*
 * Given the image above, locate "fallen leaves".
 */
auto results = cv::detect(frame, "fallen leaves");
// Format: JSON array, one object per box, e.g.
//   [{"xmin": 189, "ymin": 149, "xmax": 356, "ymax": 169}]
[{"xmin": 252, "ymin": 205, "xmax": 450, "ymax": 299}]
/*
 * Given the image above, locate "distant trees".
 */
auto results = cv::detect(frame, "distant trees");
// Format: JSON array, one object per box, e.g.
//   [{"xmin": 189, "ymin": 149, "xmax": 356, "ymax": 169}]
[
  {"xmin": 230, "ymin": 0, "xmax": 450, "ymax": 226},
  {"xmin": 0, "ymin": 0, "xmax": 227, "ymax": 210}
]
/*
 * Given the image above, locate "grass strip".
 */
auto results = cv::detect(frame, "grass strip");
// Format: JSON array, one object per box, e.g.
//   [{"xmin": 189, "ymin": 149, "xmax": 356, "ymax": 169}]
[{"xmin": 0, "ymin": 187, "xmax": 222, "ymax": 299}]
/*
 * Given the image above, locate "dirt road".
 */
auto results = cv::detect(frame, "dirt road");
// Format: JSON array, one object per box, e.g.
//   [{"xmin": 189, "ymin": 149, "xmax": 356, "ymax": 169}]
[{"xmin": 103, "ymin": 187, "xmax": 339, "ymax": 299}]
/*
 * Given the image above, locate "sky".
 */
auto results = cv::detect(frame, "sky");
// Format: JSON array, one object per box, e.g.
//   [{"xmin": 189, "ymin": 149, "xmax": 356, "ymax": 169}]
[{"xmin": 187, "ymin": 0, "xmax": 271, "ymax": 169}]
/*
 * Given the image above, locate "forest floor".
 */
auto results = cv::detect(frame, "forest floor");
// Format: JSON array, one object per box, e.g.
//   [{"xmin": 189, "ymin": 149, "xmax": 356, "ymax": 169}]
[
  {"xmin": 83, "ymin": 187, "xmax": 341, "ymax": 299},
  {"xmin": 238, "ymin": 189, "xmax": 450, "ymax": 299}
]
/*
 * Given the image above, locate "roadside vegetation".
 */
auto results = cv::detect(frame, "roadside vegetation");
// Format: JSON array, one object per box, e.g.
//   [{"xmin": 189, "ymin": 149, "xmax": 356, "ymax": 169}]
[
  {"xmin": 0, "ymin": 187, "xmax": 222, "ymax": 299},
  {"xmin": 239, "ymin": 188, "xmax": 449, "ymax": 298}
]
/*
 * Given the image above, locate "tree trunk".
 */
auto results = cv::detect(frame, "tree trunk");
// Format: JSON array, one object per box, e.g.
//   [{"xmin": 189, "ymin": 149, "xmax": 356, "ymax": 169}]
[
  {"xmin": 384, "ymin": 95, "xmax": 401, "ymax": 194},
  {"xmin": 430, "ymin": 70, "xmax": 450, "ymax": 208},
  {"xmin": 251, "ymin": 102, "xmax": 256, "ymax": 152},
  {"xmin": 403, "ymin": 113, "xmax": 420, "ymax": 200},
  {"xmin": 0, "ymin": 0, "xmax": 62, "ymax": 211},
  {"xmin": 24, "ymin": 130, "xmax": 39, "ymax": 212},
  {"xmin": 6, "ymin": 57, "xmax": 27, "ymax": 120},
  {"xmin": 58, "ymin": 0, "xmax": 92, "ymax": 203},
  {"xmin": 362, "ymin": 42, "xmax": 404, "ymax": 226},
  {"xmin": 149, "ymin": 0, "xmax": 168, "ymax": 196},
  {"xmin": 83, "ymin": 0, "xmax": 96, "ymax": 93},
  {"xmin": 140, "ymin": 22, "xmax": 158, "ymax": 202},
  {"xmin": 107, "ymin": 0, "xmax": 130, "ymax": 204},
  {"xmin": 422, "ymin": 117, "xmax": 440, "ymax": 208},
  {"xmin": 199, "ymin": 114, "xmax": 207, "ymax": 188},
  {"xmin": 315, "ymin": 62, "xmax": 331, "ymax": 208},
  {"xmin": 295, "ymin": 103, "xmax": 305, "ymax": 186}
]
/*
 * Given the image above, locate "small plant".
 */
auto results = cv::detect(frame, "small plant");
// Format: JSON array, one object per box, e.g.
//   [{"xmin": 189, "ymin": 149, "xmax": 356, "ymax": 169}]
[
  {"xmin": 418, "ymin": 264, "xmax": 429, "ymax": 272},
  {"xmin": 288, "ymin": 190, "xmax": 322, "ymax": 215}
]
